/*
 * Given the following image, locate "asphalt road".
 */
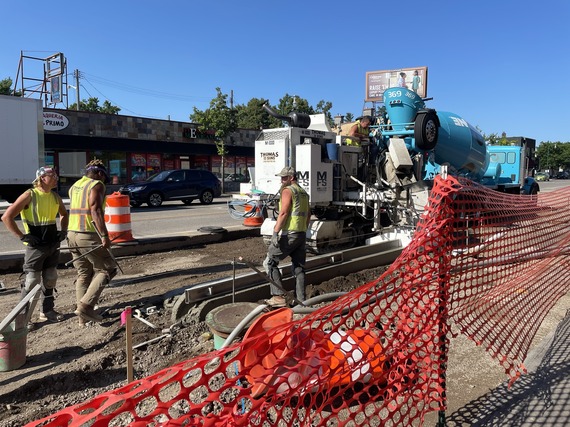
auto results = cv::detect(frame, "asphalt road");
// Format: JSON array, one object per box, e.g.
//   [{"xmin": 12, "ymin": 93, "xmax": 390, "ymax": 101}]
[
  {"xmin": 2, "ymin": 181, "xmax": 569, "ymax": 255},
  {"xmin": 0, "ymin": 195, "xmax": 246, "ymax": 255}
]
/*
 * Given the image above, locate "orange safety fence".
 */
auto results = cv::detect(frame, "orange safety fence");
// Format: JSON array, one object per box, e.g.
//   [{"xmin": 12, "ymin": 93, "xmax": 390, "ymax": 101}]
[{"xmin": 27, "ymin": 176, "xmax": 570, "ymax": 426}]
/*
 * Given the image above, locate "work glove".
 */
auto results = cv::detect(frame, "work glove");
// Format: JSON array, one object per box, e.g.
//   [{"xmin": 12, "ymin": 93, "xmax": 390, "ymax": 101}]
[
  {"xmin": 57, "ymin": 230, "xmax": 68, "ymax": 242},
  {"xmin": 271, "ymin": 232, "xmax": 279, "ymax": 248},
  {"xmin": 21, "ymin": 234, "xmax": 41, "ymax": 247}
]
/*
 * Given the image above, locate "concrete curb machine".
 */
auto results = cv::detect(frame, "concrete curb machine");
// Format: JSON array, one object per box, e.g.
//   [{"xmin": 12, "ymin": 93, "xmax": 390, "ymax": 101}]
[{"xmin": 242, "ymin": 88, "xmax": 537, "ymax": 253}]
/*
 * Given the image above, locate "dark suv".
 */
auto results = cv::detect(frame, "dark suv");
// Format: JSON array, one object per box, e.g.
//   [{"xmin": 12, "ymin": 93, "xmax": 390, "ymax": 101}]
[{"xmin": 119, "ymin": 169, "xmax": 222, "ymax": 207}]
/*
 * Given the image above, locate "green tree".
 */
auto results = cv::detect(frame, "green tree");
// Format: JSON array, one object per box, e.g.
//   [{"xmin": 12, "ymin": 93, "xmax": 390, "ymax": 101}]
[
  {"xmin": 271, "ymin": 94, "xmax": 315, "ymax": 127},
  {"xmin": 0, "ymin": 77, "xmax": 21, "ymax": 96},
  {"xmin": 100, "ymin": 100, "xmax": 121, "ymax": 114},
  {"xmin": 315, "ymin": 100, "xmax": 333, "ymax": 123},
  {"xmin": 478, "ymin": 130, "xmax": 519, "ymax": 146},
  {"xmin": 479, "ymin": 130, "xmax": 501, "ymax": 145},
  {"xmin": 190, "ymin": 87, "xmax": 237, "ymax": 192},
  {"xmin": 536, "ymin": 141, "xmax": 569, "ymax": 172},
  {"xmin": 69, "ymin": 97, "xmax": 120, "ymax": 114},
  {"xmin": 230, "ymin": 93, "xmax": 337, "ymax": 130},
  {"xmin": 0, "ymin": 78, "xmax": 13, "ymax": 95},
  {"xmin": 234, "ymin": 98, "xmax": 273, "ymax": 129}
]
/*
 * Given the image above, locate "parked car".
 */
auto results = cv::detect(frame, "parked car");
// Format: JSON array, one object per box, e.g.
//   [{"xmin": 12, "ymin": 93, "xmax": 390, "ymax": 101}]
[
  {"xmin": 224, "ymin": 173, "xmax": 249, "ymax": 182},
  {"xmin": 555, "ymin": 171, "xmax": 569, "ymax": 179},
  {"xmin": 535, "ymin": 172, "xmax": 550, "ymax": 182},
  {"xmin": 119, "ymin": 169, "xmax": 222, "ymax": 207}
]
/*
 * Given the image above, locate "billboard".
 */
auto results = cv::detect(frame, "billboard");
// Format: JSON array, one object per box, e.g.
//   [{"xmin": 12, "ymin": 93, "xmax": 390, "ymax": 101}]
[{"xmin": 366, "ymin": 66, "xmax": 428, "ymax": 103}]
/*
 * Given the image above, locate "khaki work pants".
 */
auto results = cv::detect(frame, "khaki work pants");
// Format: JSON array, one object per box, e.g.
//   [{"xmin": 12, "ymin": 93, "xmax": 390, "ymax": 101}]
[{"xmin": 67, "ymin": 231, "xmax": 117, "ymax": 307}]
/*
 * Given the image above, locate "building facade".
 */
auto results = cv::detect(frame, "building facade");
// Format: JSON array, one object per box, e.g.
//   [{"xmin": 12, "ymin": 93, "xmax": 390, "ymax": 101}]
[{"xmin": 43, "ymin": 108, "xmax": 256, "ymax": 192}]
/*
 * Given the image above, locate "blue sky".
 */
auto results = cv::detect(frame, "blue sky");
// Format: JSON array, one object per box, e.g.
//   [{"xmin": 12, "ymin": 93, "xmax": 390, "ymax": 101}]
[{"xmin": 2, "ymin": 0, "xmax": 569, "ymax": 143}]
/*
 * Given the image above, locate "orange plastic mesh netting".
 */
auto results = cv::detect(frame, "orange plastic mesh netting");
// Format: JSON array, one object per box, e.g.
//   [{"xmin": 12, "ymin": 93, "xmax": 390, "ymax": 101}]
[{"xmin": 27, "ymin": 176, "xmax": 570, "ymax": 426}]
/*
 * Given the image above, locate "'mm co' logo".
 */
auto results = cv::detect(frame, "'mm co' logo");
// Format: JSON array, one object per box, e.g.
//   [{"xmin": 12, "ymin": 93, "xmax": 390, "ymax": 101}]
[{"xmin": 297, "ymin": 171, "xmax": 328, "ymax": 188}]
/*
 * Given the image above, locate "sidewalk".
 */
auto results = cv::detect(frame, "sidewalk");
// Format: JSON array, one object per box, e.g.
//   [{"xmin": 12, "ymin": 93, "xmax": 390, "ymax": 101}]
[{"xmin": 445, "ymin": 309, "xmax": 570, "ymax": 426}]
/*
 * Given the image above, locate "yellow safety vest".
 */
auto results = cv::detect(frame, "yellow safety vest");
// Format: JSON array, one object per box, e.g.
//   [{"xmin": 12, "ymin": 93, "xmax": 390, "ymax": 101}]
[
  {"xmin": 280, "ymin": 183, "xmax": 310, "ymax": 233},
  {"xmin": 346, "ymin": 121, "xmax": 369, "ymax": 146},
  {"xmin": 21, "ymin": 188, "xmax": 60, "ymax": 243},
  {"xmin": 68, "ymin": 176, "xmax": 106, "ymax": 232}
]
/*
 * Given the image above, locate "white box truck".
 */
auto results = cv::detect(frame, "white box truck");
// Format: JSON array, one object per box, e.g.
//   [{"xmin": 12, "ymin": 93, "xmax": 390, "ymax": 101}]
[{"xmin": 0, "ymin": 95, "xmax": 45, "ymax": 202}]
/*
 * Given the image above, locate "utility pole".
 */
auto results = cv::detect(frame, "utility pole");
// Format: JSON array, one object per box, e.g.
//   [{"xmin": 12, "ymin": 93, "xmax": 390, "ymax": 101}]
[{"xmin": 74, "ymin": 69, "xmax": 80, "ymax": 111}]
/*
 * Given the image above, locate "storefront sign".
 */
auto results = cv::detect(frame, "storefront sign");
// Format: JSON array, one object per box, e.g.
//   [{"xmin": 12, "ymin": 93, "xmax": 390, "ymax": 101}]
[
  {"xmin": 183, "ymin": 128, "xmax": 197, "ymax": 139},
  {"xmin": 43, "ymin": 111, "xmax": 69, "ymax": 131}
]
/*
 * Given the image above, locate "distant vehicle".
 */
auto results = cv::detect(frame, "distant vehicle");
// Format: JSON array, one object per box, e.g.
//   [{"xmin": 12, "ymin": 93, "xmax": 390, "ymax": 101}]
[
  {"xmin": 119, "ymin": 169, "xmax": 222, "ymax": 207},
  {"xmin": 535, "ymin": 172, "xmax": 550, "ymax": 182},
  {"xmin": 224, "ymin": 173, "xmax": 249, "ymax": 182},
  {"xmin": 555, "ymin": 171, "xmax": 569, "ymax": 179}
]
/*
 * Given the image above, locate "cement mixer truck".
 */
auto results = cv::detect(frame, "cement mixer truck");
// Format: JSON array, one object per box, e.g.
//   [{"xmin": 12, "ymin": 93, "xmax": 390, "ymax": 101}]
[
  {"xmin": 243, "ymin": 88, "xmax": 538, "ymax": 253},
  {"xmin": 376, "ymin": 87, "xmax": 537, "ymax": 194}
]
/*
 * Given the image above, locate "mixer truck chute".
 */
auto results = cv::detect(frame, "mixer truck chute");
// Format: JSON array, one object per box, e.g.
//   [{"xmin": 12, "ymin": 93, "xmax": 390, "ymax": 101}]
[{"xmin": 244, "ymin": 88, "xmax": 537, "ymax": 253}]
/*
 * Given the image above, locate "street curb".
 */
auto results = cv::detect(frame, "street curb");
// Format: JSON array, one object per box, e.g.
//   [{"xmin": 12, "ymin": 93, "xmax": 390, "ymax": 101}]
[{"xmin": 0, "ymin": 227, "xmax": 261, "ymax": 274}]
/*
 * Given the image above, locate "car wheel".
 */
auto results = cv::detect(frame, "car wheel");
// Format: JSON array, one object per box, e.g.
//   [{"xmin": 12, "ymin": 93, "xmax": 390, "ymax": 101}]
[
  {"xmin": 130, "ymin": 200, "xmax": 141, "ymax": 208},
  {"xmin": 148, "ymin": 192, "xmax": 163, "ymax": 207},
  {"xmin": 199, "ymin": 190, "xmax": 214, "ymax": 205},
  {"xmin": 182, "ymin": 199, "xmax": 194, "ymax": 205}
]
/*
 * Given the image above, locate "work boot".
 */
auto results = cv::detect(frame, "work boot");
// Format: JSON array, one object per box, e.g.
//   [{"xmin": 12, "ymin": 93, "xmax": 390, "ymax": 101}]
[
  {"xmin": 39, "ymin": 310, "xmax": 65, "ymax": 322},
  {"xmin": 74, "ymin": 309, "xmax": 88, "ymax": 327},
  {"xmin": 77, "ymin": 302, "xmax": 103, "ymax": 323},
  {"xmin": 265, "ymin": 295, "xmax": 287, "ymax": 308}
]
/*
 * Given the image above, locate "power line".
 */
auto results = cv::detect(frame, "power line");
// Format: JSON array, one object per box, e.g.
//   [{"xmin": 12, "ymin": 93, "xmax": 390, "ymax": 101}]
[
  {"xmin": 80, "ymin": 72, "xmax": 211, "ymax": 103},
  {"xmin": 80, "ymin": 79, "xmax": 147, "ymax": 117}
]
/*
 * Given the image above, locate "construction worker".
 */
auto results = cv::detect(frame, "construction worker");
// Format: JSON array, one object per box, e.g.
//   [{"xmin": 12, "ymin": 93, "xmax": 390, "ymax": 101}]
[
  {"xmin": 263, "ymin": 166, "xmax": 311, "ymax": 307},
  {"xmin": 1, "ymin": 167, "xmax": 68, "ymax": 328},
  {"xmin": 67, "ymin": 159, "xmax": 116, "ymax": 325},
  {"xmin": 346, "ymin": 116, "xmax": 372, "ymax": 147}
]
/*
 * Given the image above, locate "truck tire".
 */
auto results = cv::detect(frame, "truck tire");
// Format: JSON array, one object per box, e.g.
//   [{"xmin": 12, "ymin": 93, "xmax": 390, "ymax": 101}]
[{"xmin": 414, "ymin": 111, "xmax": 439, "ymax": 151}]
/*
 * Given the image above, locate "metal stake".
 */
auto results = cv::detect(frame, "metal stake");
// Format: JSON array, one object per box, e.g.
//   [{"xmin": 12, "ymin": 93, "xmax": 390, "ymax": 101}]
[
  {"xmin": 90, "ymin": 221, "xmax": 124, "ymax": 274},
  {"xmin": 65, "ymin": 243, "xmax": 104, "ymax": 266},
  {"xmin": 232, "ymin": 257, "xmax": 236, "ymax": 303}
]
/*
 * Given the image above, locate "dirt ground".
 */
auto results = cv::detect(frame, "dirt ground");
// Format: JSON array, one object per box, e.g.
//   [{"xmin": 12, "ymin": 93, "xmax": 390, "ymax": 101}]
[{"xmin": 0, "ymin": 236, "xmax": 568, "ymax": 426}]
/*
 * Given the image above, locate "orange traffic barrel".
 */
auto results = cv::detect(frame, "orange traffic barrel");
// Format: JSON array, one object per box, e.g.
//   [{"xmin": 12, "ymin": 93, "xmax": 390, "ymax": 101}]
[
  {"xmin": 104, "ymin": 192, "xmax": 136, "ymax": 244},
  {"xmin": 243, "ymin": 201, "xmax": 264, "ymax": 227}
]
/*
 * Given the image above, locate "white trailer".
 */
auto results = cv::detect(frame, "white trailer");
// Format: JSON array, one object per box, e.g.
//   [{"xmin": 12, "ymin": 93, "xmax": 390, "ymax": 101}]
[{"xmin": 0, "ymin": 95, "xmax": 44, "ymax": 202}]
